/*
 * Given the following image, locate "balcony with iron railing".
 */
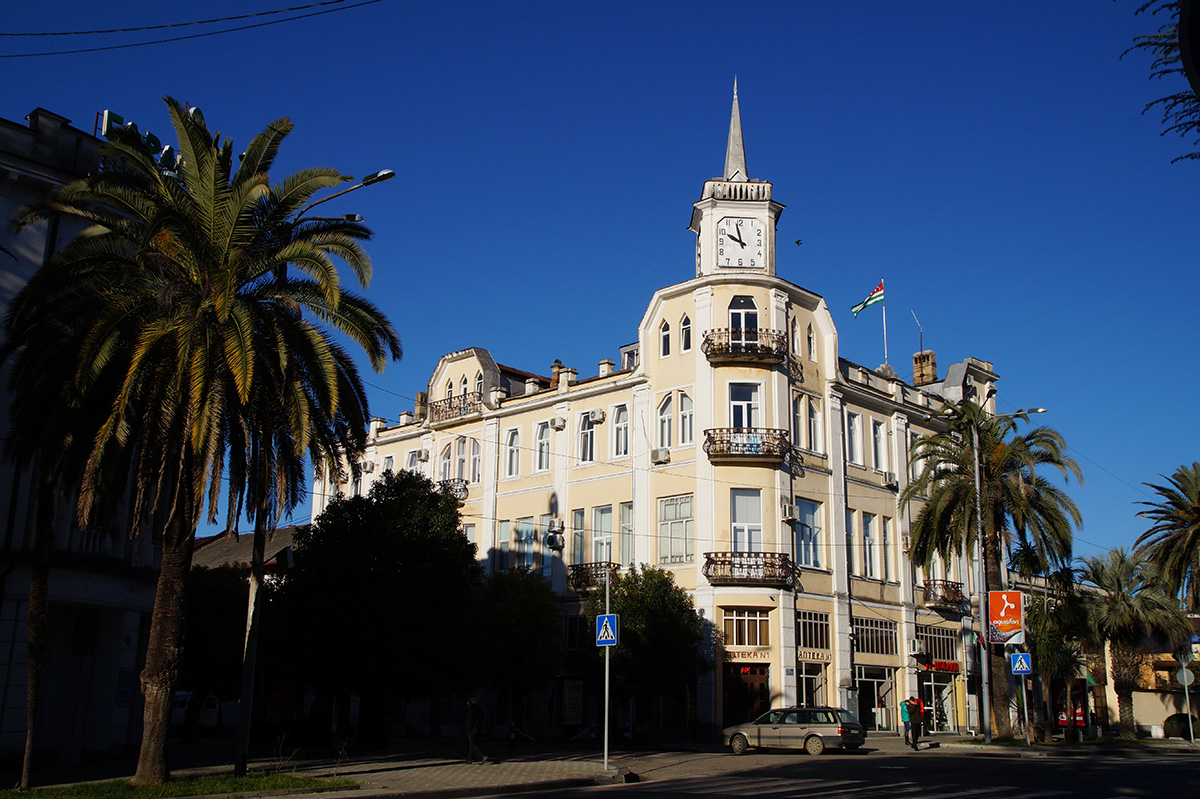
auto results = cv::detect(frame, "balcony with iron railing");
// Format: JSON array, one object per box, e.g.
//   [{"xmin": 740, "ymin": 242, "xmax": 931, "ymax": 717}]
[
  {"xmin": 702, "ymin": 428, "xmax": 791, "ymax": 464},
  {"xmin": 437, "ymin": 478, "xmax": 469, "ymax": 501},
  {"xmin": 701, "ymin": 328, "xmax": 789, "ymax": 365},
  {"xmin": 922, "ymin": 579, "xmax": 966, "ymax": 613},
  {"xmin": 568, "ymin": 562, "xmax": 620, "ymax": 593},
  {"xmin": 702, "ymin": 551, "xmax": 797, "ymax": 589},
  {"xmin": 429, "ymin": 391, "xmax": 483, "ymax": 424}
]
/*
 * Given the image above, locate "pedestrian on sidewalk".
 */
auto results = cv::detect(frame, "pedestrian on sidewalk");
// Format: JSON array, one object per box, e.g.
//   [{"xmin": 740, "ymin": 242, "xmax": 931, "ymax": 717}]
[
  {"xmin": 905, "ymin": 697, "xmax": 921, "ymax": 750},
  {"xmin": 900, "ymin": 695, "xmax": 912, "ymax": 746},
  {"xmin": 466, "ymin": 698, "xmax": 488, "ymax": 764}
]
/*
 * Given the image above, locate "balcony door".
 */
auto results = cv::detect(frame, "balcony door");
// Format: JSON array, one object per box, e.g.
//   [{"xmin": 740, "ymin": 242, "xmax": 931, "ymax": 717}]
[
  {"xmin": 729, "ymin": 383, "xmax": 760, "ymax": 429},
  {"xmin": 728, "ymin": 296, "xmax": 759, "ymax": 350}
]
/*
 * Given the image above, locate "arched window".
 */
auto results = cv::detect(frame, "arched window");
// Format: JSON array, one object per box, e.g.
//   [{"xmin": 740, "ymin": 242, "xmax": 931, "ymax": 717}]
[
  {"xmin": 470, "ymin": 439, "xmax": 482, "ymax": 483},
  {"xmin": 679, "ymin": 393, "xmax": 694, "ymax": 445},
  {"xmin": 613, "ymin": 405, "xmax": 629, "ymax": 457},
  {"xmin": 578, "ymin": 416, "xmax": 595, "ymax": 463},
  {"xmin": 680, "ymin": 315, "xmax": 692, "ymax": 352},
  {"xmin": 536, "ymin": 422, "xmax": 551, "ymax": 471},
  {"xmin": 445, "ymin": 380, "xmax": 453, "ymax": 400},
  {"xmin": 461, "ymin": 376, "xmax": 469, "ymax": 396},
  {"xmin": 792, "ymin": 395, "xmax": 803, "ymax": 447},
  {"xmin": 505, "ymin": 429, "xmax": 520, "ymax": 477},
  {"xmin": 658, "ymin": 395, "xmax": 673, "ymax": 448},
  {"xmin": 475, "ymin": 372, "xmax": 484, "ymax": 396},
  {"xmin": 808, "ymin": 399, "xmax": 822, "ymax": 452},
  {"xmin": 729, "ymin": 296, "xmax": 758, "ymax": 349},
  {"xmin": 455, "ymin": 437, "xmax": 467, "ymax": 480},
  {"xmin": 660, "ymin": 321, "xmax": 671, "ymax": 357},
  {"xmin": 440, "ymin": 444, "xmax": 452, "ymax": 480},
  {"xmin": 807, "ymin": 324, "xmax": 816, "ymax": 361},
  {"xmin": 791, "ymin": 320, "xmax": 799, "ymax": 354}
]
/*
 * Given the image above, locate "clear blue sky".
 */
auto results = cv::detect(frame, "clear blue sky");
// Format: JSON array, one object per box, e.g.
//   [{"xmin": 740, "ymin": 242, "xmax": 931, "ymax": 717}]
[{"xmin": 4, "ymin": 2, "xmax": 1195, "ymax": 558}]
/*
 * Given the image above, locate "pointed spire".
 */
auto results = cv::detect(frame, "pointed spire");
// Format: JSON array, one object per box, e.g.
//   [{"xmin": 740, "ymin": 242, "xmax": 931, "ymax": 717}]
[{"xmin": 723, "ymin": 76, "xmax": 748, "ymax": 182}]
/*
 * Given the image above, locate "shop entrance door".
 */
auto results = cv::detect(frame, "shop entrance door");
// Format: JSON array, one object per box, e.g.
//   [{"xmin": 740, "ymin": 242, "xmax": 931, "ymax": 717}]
[
  {"xmin": 723, "ymin": 664, "xmax": 770, "ymax": 727},
  {"xmin": 853, "ymin": 665, "xmax": 895, "ymax": 731},
  {"xmin": 918, "ymin": 672, "xmax": 959, "ymax": 732}
]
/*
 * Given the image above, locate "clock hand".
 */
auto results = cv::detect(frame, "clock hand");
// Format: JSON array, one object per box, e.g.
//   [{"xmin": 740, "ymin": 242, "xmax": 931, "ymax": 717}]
[{"xmin": 728, "ymin": 230, "xmax": 746, "ymax": 247}]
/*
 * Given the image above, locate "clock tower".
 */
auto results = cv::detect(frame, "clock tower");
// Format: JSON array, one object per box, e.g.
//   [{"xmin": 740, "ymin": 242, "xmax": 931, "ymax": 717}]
[{"xmin": 689, "ymin": 79, "xmax": 785, "ymax": 278}]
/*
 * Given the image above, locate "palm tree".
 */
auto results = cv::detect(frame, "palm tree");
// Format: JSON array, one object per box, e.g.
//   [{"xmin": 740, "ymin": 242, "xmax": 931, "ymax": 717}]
[
  {"xmin": 4, "ymin": 97, "xmax": 400, "ymax": 785},
  {"xmin": 1079, "ymin": 548, "xmax": 1191, "ymax": 739},
  {"xmin": 900, "ymin": 399, "xmax": 1082, "ymax": 739},
  {"xmin": 1136, "ymin": 462, "xmax": 1200, "ymax": 612}
]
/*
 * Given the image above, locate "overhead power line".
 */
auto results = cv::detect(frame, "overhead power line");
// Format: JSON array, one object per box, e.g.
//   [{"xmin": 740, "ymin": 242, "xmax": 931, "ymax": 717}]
[{"xmin": 0, "ymin": 0, "xmax": 357, "ymax": 37}]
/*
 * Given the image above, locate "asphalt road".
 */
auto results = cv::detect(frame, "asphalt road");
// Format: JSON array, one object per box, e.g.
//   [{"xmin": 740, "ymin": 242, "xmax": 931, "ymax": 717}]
[{"xmin": 504, "ymin": 746, "xmax": 1200, "ymax": 799}]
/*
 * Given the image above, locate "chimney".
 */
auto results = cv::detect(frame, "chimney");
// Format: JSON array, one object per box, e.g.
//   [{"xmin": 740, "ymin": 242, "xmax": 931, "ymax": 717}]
[
  {"xmin": 414, "ymin": 391, "xmax": 428, "ymax": 420},
  {"xmin": 598, "ymin": 358, "xmax": 614, "ymax": 377},
  {"xmin": 913, "ymin": 351, "xmax": 937, "ymax": 387},
  {"xmin": 398, "ymin": 411, "xmax": 414, "ymax": 426},
  {"xmin": 559, "ymin": 367, "xmax": 577, "ymax": 392},
  {"xmin": 549, "ymin": 359, "xmax": 564, "ymax": 389}
]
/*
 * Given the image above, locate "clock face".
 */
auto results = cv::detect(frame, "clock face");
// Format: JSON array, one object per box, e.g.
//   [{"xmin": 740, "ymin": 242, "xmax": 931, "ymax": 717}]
[{"xmin": 716, "ymin": 217, "xmax": 764, "ymax": 268}]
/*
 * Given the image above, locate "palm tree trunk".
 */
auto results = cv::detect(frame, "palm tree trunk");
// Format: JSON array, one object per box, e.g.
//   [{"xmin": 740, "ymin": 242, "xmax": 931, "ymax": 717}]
[
  {"xmin": 132, "ymin": 489, "xmax": 198, "ymax": 787},
  {"xmin": 234, "ymin": 512, "xmax": 268, "ymax": 777},
  {"xmin": 983, "ymin": 529, "xmax": 1013, "ymax": 739},
  {"xmin": 20, "ymin": 478, "xmax": 54, "ymax": 789}
]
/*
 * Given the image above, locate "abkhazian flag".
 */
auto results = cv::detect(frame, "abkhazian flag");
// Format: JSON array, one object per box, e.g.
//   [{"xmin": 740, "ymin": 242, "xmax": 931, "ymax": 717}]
[{"xmin": 851, "ymin": 280, "xmax": 884, "ymax": 317}]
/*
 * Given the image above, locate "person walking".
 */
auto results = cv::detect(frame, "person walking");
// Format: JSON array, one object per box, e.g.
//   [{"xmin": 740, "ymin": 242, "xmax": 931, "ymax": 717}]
[
  {"xmin": 906, "ymin": 696, "xmax": 921, "ymax": 750},
  {"xmin": 465, "ymin": 698, "xmax": 488, "ymax": 764}
]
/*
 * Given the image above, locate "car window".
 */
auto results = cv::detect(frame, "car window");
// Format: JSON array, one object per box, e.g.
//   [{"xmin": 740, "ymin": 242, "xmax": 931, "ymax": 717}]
[
  {"xmin": 811, "ymin": 710, "xmax": 834, "ymax": 724},
  {"xmin": 838, "ymin": 710, "xmax": 860, "ymax": 725},
  {"xmin": 767, "ymin": 710, "xmax": 787, "ymax": 724},
  {"xmin": 784, "ymin": 711, "xmax": 799, "ymax": 724}
]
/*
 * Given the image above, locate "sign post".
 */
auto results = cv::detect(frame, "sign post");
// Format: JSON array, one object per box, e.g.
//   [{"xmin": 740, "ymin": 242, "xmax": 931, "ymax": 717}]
[
  {"xmin": 596, "ymin": 573, "xmax": 618, "ymax": 771},
  {"xmin": 1011, "ymin": 653, "xmax": 1033, "ymax": 745}
]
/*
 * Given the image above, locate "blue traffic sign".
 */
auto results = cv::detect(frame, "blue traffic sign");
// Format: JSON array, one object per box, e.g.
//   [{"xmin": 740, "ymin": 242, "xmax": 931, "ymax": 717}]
[
  {"xmin": 596, "ymin": 614, "xmax": 618, "ymax": 646},
  {"xmin": 1010, "ymin": 652, "xmax": 1032, "ymax": 675}
]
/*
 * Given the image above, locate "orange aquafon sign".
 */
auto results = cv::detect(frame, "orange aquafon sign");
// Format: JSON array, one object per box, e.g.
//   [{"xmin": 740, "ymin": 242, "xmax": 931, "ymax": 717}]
[{"xmin": 988, "ymin": 591, "xmax": 1024, "ymax": 644}]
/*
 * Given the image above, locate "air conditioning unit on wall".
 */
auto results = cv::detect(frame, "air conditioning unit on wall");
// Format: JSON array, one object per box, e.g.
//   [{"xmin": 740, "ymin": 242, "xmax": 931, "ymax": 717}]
[
  {"xmin": 549, "ymin": 416, "xmax": 566, "ymax": 431},
  {"xmin": 650, "ymin": 448, "xmax": 670, "ymax": 465},
  {"xmin": 417, "ymin": 449, "xmax": 430, "ymax": 462},
  {"xmin": 588, "ymin": 409, "xmax": 606, "ymax": 424},
  {"xmin": 547, "ymin": 518, "xmax": 565, "ymax": 533},
  {"xmin": 883, "ymin": 471, "xmax": 899, "ymax": 490},
  {"xmin": 361, "ymin": 461, "xmax": 375, "ymax": 473},
  {"xmin": 780, "ymin": 501, "xmax": 798, "ymax": 521},
  {"xmin": 908, "ymin": 638, "xmax": 925, "ymax": 657}
]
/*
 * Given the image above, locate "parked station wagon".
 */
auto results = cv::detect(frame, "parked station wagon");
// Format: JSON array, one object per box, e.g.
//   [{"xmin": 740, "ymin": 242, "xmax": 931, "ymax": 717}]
[{"xmin": 722, "ymin": 706, "xmax": 866, "ymax": 756}]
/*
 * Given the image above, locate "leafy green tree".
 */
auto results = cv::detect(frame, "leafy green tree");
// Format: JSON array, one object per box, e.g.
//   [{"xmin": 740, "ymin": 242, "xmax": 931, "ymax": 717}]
[
  {"xmin": 1136, "ymin": 462, "xmax": 1200, "ymax": 612},
  {"xmin": 1126, "ymin": 1, "xmax": 1200, "ymax": 163},
  {"xmin": 900, "ymin": 400, "xmax": 1082, "ymax": 739},
  {"xmin": 581, "ymin": 565, "xmax": 709, "ymax": 735},
  {"xmin": 475, "ymin": 567, "xmax": 563, "ymax": 716},
  {"xmin": 3, "ymin": 97, "xmax": 400, "ymax": 784},
  {"xmin": 1024, "ymin": 589, "xmax": 1087, "ymax": 742},
  {"xmin": 278, "ymin": 469, "xmax": 481, "ymax": 743},
  {"xmin": 1079, "ymin": 548, "xmax": 1191, "ymax": 739}
]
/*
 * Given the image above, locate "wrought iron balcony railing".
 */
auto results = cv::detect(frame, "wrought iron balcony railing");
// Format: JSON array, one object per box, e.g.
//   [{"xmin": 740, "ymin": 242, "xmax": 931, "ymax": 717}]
[
  {"xmin": 568, "ymin": 562, "xmax": 619, "ymax": 592},
  {"xmin": 437, "ymin": 478, "xmax": 469, "ymax": 501},
  {"xmin": 922, "ymin": 580, "xmax": 966, "ymax": 613},
  {"xmin": 701, "ymin": 328, "xmax": 789, "ymax": 364},
  {"xmin": 702, "ymin": 551, "xmax": 797, "ymax": 589},
  {"xmin": 429, "ymin": 392, "xmax": 483, "ymax": 423},
  {"xmin": 703, "ymin": 428, "xmax": 791, "ymax": 463}
]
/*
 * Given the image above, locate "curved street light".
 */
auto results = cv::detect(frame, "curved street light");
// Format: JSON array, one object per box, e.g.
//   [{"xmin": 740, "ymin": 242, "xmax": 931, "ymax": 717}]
[{"xmin": 293, "ymin": 168, "xmax": 395, "ymax": 220}]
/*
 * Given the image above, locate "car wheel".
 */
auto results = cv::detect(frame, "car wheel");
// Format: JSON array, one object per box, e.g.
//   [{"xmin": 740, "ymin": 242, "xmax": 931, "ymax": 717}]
[
  {"xmin": 804, "ymin": 735, "xmax": 825, "ymax": 756},
  {"xmin": 730, "ymin": 733, "xmax": 749, "ymax": 755}
]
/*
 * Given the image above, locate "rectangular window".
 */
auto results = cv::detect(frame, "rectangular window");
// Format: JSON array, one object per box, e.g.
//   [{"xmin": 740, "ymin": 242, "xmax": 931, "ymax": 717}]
[
  {"xmin": 470, "ymin": 440, "xmax": 481, "ymax": 483},
  {"xmin": 729, "ymin": 383, "xmax": 760, "ymax": 428},
  {"xmin": 405, "ymin": 450, "xmax": 419, "ymax": 472},
  {"xmin": 862, "ymin": 513, "xmax": 876, "ymax": 579},
  {"xmin": 516, "ymin": 516, "xmax": 537, "ymax": 569},
  {"xmin": 593, "ymin": 505, "xmax": 612, "ymax": 562},
  {"xmin": 846, "ymin": 412, "xmax": 862, "ymax": 464},
  {"xmin": 916, "ymin": 624, "xmax": 958, "ymax": 662},
  {"xmin": 731, "ymin": 489, "xmax": 762, "ymax": 552},
  {"xmin": 798, "ymin": 662, "xmax": 826, "ymax": 707},
  {"xmin": 881, "ymin": 517, "xmax": 891, "ymax": 582},
  {"xmin": 796, "ymin": 609, "xmax": 830, "ymax": 650},
  {"xmin": 578, "ymin": 417, "xmax": 595, "ymax": 463},
  {"xmin": 792, "ymin": 395, "xmax": 803, "ymax": 448},
  {"xmin": 845, "ymin": 509, "xmax": 855, "ymax": 575},
  {"xmin": 613, "ymin": 405, "xmax": 629, "ymax": 457},
  {"xmin": 463, "ymin": 523, "xmax": 476, "ymax": 554},
  {"xmin": 796, "ymin": 499, "xmax": 821, "ymax": 568},
  {"xmin": 872, "ymin": 419, "xmax": 887, "ymax": 471},
  {"xmin": 658, "ymin": 396, "xmax": 673, "ymax": 448},
  {"xmin": 540, "ymin": 513, "xmax": 554, "ymax": 577},
  {"xmin": 619, "ymin": 501, "xmax": 633, "ymax": 567},
  {"xmin": 383, "ymin": 455, "xmax": 395, "ymax": 473},
  {"xmin": 505, "ymin": 429, "xmax": 520, "ymax": 477},
  {"xmin": 723, "ymin": 608, "xmax": 770, "ymax": 647},
  {"xmin": 658, "ymin": 494, "xmax": 694, "ymax": 564},
  {"xmin": 571, "ymin": 508, "xmax": 585, "ymax": 566},
  {"xmin": 679, "ymin": 393, "xmax": 694, "ymax": 446},
  {"xmin": 536, "ymin": 422, "xmax": 551, "ymax": 471},
  {"xmin": 909, "ymin": 432, "xmax": 923, "ymax": 480},
  {"xmin": 852, "ymin": 617, "xmax": 898, "ymax": 656},
  {"xmin": 808, "ymin": 398, "xmax": 822, "ymax": 453},
  {"xmin": 496, "ymin": 520, "xmax": 509, "ymax": 571}
]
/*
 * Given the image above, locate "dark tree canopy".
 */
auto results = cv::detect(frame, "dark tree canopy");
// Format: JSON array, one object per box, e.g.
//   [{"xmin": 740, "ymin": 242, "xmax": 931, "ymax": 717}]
[
  {"xmin": 278, "ymin": 470, "xmax": 481, "ymax": 697},
  {"xmin": 1127, "ymin": 1, "xmax": 1200, "ymax": 162},
  {"xmin": 582, "ymin": 565, "xmax": 710, "ymax": 703},
  {"xmin": 474, "ymin": 567, "xmax": 563, "ymax": 697}
]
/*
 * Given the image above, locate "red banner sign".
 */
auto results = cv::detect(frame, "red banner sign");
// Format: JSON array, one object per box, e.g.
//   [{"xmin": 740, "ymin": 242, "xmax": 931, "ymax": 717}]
[{"xmin": 988, "ymin": 591, "xmax": 1024, "ymax": 644}]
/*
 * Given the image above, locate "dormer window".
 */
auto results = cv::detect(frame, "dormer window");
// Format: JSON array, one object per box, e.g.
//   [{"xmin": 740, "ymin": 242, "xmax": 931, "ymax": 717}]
[
  {"xmin": 445, "ymin": 380, "xmax": 453, "ymax": 400},
  {"xmin": 660, "ymin": 321, "xmax": 671, "ymax": 357},
  {"xmin": 681, "ymin": 316, "xmax": 691, "ymax": 352},
  {"xmin": 475, "ymin": 372, "xmax": 483, "ymax": 396},
  {"xmin": 461, "ymin": 376, "xmax": 469, "ymax": 396}
]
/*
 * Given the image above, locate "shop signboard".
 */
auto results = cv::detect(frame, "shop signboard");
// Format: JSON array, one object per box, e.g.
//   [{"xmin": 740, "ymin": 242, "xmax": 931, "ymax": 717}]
[{"xmin": 988, "ymin": 590, "xmax": 1024, "ymax": 644}]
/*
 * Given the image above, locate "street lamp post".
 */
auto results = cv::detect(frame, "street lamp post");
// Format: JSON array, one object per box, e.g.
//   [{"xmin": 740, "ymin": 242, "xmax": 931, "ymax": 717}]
[
  {"xmin": 293, "ymin": 168, "xmax": 395, "ymax": 220},
  {"xmin": 971, "ymin": 406, "xmax": 1044, "ymax": 744}
]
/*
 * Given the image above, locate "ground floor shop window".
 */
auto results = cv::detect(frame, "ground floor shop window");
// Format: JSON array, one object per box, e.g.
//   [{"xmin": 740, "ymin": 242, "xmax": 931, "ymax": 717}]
[
  {"xmin": 797, "ymin": 661, "xmax": 826, "ymax": 707},
  {"xmin": 854, "ymin": 664, "xmax": 896, "ymax": 732},
  {"xmin": 723, "ymin": 663, "xmax": 770, "ymax": 726},
  {"xmin": 918, "ymin": 672, "xmax": 960, "ymax": 733}
]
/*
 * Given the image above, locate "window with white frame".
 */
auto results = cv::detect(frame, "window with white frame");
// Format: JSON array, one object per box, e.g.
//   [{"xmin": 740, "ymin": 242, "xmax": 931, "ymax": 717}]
[
  {"xmin": 729, "ymin": 383, "xmax": 760, "ymax": 428},
  {"xmin": 872, "ymin": 419, "xmax": 887, "ymax": 471},
  {"xmin": 723, "ymin": 608, "xmax": 770, "ymax": 647},
  {"xmin": 807, "ymin": 324, "xmax": 815, "ymax": 360},
  {"xmin": 796, "ymin": 499, "xmax": 822, "ymax": 568},
  {"xmin": 909, "ymin": 431, "xmax": 923, "ymax": 480},
  {"xmin": 515, "ymin": 516, "xmax": 537, "ymax": 569},
  {"xmin": 504, "ymin": 429, "xmax": 520, "ymax": 477},
  {"xmin": 460, "ymin": 376, "xmax": 469, "ymax": 396},
  {"xmin": 619, "ymin": 502, "xmax": 633, "ymax": 567},
  {"xmin": 535, "ymin": 422, "xmax": 551, "ymax": 471},
  {"xmin": 440, "ymin": 444, "xmax": 452, "ymax": 480},
  {"xmin": 660, "ymin": 321, "xmax": 671, "ymax": 357},
  {"xmin": 916, "ymin": 624, "xmax": 957, "ymax": 661},
  {"xmin": 658, "ymin": 494, "xmax": 694, "ymax": 564},
  {"xmin": 658, "ymin": 395, "xmax": 673, "ymax": 448},
  {"xmin": 792, "ymin": 395, "xmax": 803, "ymax": 447},
  {"xmin": 613, "ymin": 405, "xmax": 629, "ymax": 457},
  {"xmin": 578, "ymin": 415, "xmax": 595, "ymax": 463},
  {"xmin": 852, "ymin": 616, "xmax": 898, "ymax": 656},
  {"xmin": 731, "ymin": 489, "xmax": 762, "ymax": 552},
  {"xmin": 797, "ymin": 609, "xmax": 830, "ymax": 650},
  {"xmin": 463, "ymin": 523, "xmax": 476, "ymax": 553},
  {"xmin": 680, "ymin": 315, "xmax": 691, "ymax": 352},
  {"xmin": 593, "ymin": 505, "xmax": 612, "ymax": 562},
  {"xmin": 571, "ymin": 508, "xmax": 585, "ymax": 566},
  {"xmin": 496, "ymin": 519, "xmax": 509, "ymax": 571},
  {"xmin": 728, "ymin": 296, "xmax": 759, "ymax": 349},
  {"xmin": 846, "ymin": 411, "xmax": 863, "ymax": 464},
  {"xmin": 798, "ymin": 662, "xmax": 826, "ymax": 706},
  {"xmin": 470, "ymin": 440, "xmax": 481, "ymax": 483},
  {"xmin": 808, "ymin": 397, "xmax": 822, "ymax": 452},
  {"xmin": 475, "ymin": 372, "xmax": 483, "ymax": 396},
  {"xmin": 845, "ymin": 509, "xmax": 855, "ymax": 574},
  {"xmin": 679, "ymin": 393, "xmax": 694, "ymax": 445},
  {"xmin": 445, "ymin": 380, "xmax": 453, "ymax": 400},
  {"xmin": 791, "ymin": 319, "xmax": 799, "ymax": 355},
  {"xmin": 383, "ymin": 455, "xmax": 394, "ymax": 473},
  {"xmin": 540, "ymin": 513, "xmax": 554, "ymax": 577},
  {"xmin": 455, "ymin": 437, "xmax": 467, "ymax": 480},
  {"xmin": 862, "ymin": 513, "xmax": 876, "ymax": 579},
  {"xmin": 405, "ymin": 450, "xmax": 419, "ymax": 472},
  {"xmin": 881, "ymin": 516, "xmax": 891, "ymax": 582}
]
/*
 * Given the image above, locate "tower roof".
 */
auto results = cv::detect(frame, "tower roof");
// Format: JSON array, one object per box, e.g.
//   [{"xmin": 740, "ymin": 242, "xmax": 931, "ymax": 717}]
[{"xmin": 723, "ymin": 77, "xmax": 748, "ymax": 182}]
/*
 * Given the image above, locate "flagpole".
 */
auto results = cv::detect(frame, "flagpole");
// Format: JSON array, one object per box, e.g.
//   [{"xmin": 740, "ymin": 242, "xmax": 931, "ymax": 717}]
[{"xmin": 881, "ymin": 279, "xmax": 888, "ymax": 365}]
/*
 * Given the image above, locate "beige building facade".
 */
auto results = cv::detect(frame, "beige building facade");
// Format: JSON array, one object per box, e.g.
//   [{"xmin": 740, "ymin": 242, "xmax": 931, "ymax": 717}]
[{"xmin": 310, "ymin": 88, "xmax": 999, "ymax": 740}]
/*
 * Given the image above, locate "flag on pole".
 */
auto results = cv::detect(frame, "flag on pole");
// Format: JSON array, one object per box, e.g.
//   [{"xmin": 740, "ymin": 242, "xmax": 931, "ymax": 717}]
[{"xmin": 851, "ymin": 280, "xmax": 885, "ymax": 317}]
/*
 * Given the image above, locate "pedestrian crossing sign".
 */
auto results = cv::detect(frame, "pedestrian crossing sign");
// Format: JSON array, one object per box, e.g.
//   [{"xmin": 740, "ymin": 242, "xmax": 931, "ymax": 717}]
[
  {"xmin": 1010, "ymin": 652, "xmax": 1032, "ymax": 675},
  {"xmin": 596, "ymin": 614, "xmax": 618, "ymax": 646}
]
